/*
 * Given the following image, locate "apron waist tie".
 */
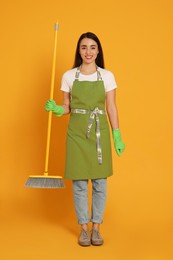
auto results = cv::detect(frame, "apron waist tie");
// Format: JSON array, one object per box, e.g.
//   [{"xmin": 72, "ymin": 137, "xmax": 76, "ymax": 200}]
[{"xmin": 71, "ymin": 107, "xmax": 106, "ymax": 164}]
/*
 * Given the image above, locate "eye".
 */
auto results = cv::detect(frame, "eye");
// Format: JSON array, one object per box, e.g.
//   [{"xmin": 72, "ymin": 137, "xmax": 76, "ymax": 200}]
[{"xmin": 80, "ymin": 45, "xmax": 87, "ymax": 49}]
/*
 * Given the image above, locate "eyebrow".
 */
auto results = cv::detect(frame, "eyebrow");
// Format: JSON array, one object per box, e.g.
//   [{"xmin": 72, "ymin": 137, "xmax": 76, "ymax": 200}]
[{"xmin": 80, "ymin": 44, "xmax": 97, "ymax": 47}]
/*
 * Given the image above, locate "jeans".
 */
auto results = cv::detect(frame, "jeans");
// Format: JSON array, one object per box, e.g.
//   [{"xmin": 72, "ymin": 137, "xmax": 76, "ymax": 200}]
[{"xmin": 72, "ymin": 178, "xmax": 107, "ymax": 224}]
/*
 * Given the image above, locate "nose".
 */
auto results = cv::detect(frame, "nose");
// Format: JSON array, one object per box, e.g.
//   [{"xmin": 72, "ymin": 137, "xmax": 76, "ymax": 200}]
[{"xmin": 86, "ymin": 48, "xmax": 91, "ymax": 54}]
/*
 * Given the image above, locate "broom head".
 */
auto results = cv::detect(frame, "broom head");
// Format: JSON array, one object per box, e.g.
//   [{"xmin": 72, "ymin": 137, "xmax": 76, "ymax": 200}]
[{"xmin": 25, "ymin": 175, "xmax": 65, "ymax": 188}]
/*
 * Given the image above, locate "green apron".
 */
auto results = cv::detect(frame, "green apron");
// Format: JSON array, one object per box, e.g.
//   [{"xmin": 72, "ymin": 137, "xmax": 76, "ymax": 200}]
[{"xmin": 64, "ymin": 67, "xmax": 113, "ymax": 180}]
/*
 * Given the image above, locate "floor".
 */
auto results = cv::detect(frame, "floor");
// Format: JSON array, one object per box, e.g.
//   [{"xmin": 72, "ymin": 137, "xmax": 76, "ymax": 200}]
[{"xmin": 1, "ymin": 194, "xmax": 173, "ymax": 260}]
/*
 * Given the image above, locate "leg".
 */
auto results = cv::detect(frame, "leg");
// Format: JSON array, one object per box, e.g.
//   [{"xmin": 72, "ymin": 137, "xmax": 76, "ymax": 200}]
[
  {"xmin": 72, "ymin": 180, "xmax": 91, "ymax": 246},
  {"xmin": 91, "ymin": 178, "xmax": 107, "ymax": 225},
  {"xmin": 72, "ymin": 180, "xmax": 90, "ymax": 225},
  {"xmin": 91, "ymin": 178, "xmax": 107, "ymax": 245}
]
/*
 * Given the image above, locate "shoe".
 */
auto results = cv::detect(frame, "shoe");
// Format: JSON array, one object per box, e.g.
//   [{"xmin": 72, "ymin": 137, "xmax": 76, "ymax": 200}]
[
  {"xmin": 91, "ymin": 228, "xmax": 104, "ymax": 246},
  {"xmin": 78, "ymin": 229, "xmax": 91, "ymax": 246}
]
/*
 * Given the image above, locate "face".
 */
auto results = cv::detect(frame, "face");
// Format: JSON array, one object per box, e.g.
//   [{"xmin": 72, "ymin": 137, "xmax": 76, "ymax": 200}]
[{"xmin": 79, "ymin": 38, "xmax": 99, "ymax": 65}]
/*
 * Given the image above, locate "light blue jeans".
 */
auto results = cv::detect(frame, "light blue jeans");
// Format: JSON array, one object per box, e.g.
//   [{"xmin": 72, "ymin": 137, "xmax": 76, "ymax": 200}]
[{"xmin": 72, "ymin": 178, "xmax": 107, "ymax": 224}]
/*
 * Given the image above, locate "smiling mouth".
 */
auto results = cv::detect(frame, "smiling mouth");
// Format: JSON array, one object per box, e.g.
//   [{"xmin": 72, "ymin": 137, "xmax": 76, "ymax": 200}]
[{"xmin": 85, "ymin": 56, "xmax": 93, "ymax": 59}]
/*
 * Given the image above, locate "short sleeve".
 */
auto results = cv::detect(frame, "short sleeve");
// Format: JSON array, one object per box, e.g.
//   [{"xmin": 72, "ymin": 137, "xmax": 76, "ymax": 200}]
[
  {"xmin": 104, "ymin": 71, "xmax": 117, "ymax": 92},
  {"xmin": 60, "ymin": 73, "xmax": 70, "ymax": 92}
]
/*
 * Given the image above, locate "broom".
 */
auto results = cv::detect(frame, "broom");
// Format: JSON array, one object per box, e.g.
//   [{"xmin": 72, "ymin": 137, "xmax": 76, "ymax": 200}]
[{"xmin": 25, "ymin": 21, "xmax": 65, "ymax": 188}]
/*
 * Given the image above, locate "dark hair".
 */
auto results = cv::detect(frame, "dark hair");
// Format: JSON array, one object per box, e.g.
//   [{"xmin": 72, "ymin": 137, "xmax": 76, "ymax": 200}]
[{"xmin": 73, "ymin": 32, "xmax": 105, "ymax": 68}]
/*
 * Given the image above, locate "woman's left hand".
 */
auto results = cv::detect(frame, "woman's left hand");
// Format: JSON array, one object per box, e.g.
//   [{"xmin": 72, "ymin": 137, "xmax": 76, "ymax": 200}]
[{"xmin": 112, "ymin": 129, "xmax": 125, "ymax": 156}]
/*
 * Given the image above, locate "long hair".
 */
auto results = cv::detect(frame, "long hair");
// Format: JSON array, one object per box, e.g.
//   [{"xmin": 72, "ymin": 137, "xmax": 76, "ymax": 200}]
[{"xmin": 72, "ymin": 32, "xmax": 105, "ymax": 68}]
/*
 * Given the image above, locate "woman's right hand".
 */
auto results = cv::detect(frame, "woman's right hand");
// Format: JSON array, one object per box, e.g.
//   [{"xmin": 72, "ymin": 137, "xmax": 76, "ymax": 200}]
[
  {"xmin": 45, "ymin": 99, "xmax": 56, "ymax": 112},
  {"xmin": 45, "ymin": 99, "xmax": 64, "ymax": 117}
]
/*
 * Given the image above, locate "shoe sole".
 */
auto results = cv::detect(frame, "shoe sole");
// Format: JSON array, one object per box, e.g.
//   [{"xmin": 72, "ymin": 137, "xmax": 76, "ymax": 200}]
[
  {"xmin": 79, "ymin": 242, "xmax": 91, "ymax": 246},
  {"xmin": 91, "ymin": 240, "xmax": 104, "ymax": 246}
]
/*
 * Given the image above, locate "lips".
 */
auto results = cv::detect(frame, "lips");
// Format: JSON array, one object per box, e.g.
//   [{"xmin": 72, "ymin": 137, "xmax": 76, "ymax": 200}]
[{"xmin": 85, "ymin": 56, "xmax": 92, "ymax": 59}]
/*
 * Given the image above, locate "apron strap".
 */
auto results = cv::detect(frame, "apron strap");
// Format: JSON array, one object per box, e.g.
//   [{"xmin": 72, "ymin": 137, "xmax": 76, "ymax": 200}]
[
  {"xmin": 96, "ymin": 67, "xmax": 102, "ymax": 80},
  {"xmin": 75, "ymin": 67, "xmax": 80, "ymax": 80}
]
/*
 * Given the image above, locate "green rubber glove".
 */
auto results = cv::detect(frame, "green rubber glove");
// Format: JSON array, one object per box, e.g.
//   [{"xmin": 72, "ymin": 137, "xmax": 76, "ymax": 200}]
[
  {"xmin": 112, "ymin": 129, "xmax": 125, "ymax": 156},
  {"xmin": 45, "ymin": 99, "xmax": 64, "ymax": 117}
]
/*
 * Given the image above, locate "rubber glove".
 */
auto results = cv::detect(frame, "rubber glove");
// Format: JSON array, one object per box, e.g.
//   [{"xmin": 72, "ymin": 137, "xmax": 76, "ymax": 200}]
[
  {"xmin": 112, "ymin": 129, "xmax": 125, "ymax": 156},
  {"xmin": 45, "ymin": 99, "xmax": 64, "ymax": 117}
]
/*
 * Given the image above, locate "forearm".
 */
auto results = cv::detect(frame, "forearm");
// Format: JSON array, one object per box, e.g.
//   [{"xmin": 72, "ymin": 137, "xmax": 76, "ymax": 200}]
[
  {"xmin": 106, "ymin": 89, "xmax": 125, "ymax": 156},
  {"xmin": 62, "ymin": 91, "xmax": 71, "ymax": 115},
  {"xmin": 107, "ymin": 105, "xmax": 119, "ymax": 130},
  {"xmin": 106, "ymin": 89, "xmax": 119, "ymax": 130},
  {"xmin": 62, "ymin": 104, "xmax": 71, "ymax": 115}
]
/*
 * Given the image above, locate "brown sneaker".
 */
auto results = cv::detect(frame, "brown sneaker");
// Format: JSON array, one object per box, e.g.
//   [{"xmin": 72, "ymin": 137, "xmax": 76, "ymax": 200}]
[
  {"xmin": 91, "ymin": 228, "xmax": 104, "ymax": 246},
  {"xmin": 78, "ymin": 229, "xmax": 91, "ymax": 246}
]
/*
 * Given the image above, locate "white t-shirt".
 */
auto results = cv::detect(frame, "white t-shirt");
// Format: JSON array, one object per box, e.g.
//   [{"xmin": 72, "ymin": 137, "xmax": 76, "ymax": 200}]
[{"xmin": 60, "ymin": 67, "xmax": 117, "ymax": 93}]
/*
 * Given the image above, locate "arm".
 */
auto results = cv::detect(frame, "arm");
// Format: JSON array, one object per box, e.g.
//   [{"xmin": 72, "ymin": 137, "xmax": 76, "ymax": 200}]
[
  {"xmin": 106, "ymin": 89, "xmax": 125, "ymax": 156},
  {"xmin": 62, "ymin": 91, "xmax": 71, "ymax": 115},
  {"xmin": 106, "ymin": 89, "xmax": 119, "ymax": 130}
]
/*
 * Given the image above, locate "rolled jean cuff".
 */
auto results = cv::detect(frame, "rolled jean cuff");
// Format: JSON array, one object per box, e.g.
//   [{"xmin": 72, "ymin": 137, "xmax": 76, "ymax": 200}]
[
  {"xmin": 90, "ymin": 218, "xmax": 103, "ymax": 224},
  {"xmin": 78, "ymin": 219, "xmax": 91, "ymax": 225}
]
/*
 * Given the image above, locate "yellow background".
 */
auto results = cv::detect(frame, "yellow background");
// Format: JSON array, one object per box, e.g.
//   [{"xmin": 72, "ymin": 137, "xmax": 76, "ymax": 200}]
[{"xmin": 0, "ymin": 0, "xmax": 173, "ymax": 259}]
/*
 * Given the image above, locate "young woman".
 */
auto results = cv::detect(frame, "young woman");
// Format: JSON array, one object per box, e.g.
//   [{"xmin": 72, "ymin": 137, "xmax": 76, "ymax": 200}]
[{"xmin": 45, "ymin": 32, "xmax": 125, "ymax": 246}]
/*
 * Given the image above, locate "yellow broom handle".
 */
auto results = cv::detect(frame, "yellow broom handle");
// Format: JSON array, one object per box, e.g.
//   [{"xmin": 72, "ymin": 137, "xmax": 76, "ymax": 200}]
[{"xmin": 44, "ymin": 21, "xmax": 59, "ymax": 176}]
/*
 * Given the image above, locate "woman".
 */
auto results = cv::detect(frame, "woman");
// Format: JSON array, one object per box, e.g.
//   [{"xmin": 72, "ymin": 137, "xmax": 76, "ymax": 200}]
[{"xmin": 46, "ymin": 32, "xmax": 125, "ymax": 246}]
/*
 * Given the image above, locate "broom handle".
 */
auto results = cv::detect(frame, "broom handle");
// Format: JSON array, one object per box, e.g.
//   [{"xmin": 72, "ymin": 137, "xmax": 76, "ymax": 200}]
[{"xmin": 44, "ymin": 22, "xmax": 59, "ymax": 176}]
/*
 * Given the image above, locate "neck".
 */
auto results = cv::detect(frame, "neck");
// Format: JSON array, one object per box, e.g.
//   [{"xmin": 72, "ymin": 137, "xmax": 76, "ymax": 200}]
[{"xmin": 80, "ymin": 63, "xmax": 97, "ymax": 75}]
